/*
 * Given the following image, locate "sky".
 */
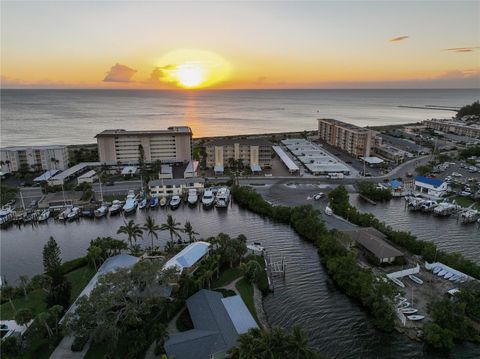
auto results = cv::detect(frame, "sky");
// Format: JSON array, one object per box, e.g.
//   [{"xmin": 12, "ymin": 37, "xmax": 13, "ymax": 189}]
[{"xmin": 1, "ymin": 0, "xmax": 479, "ymax": 89}]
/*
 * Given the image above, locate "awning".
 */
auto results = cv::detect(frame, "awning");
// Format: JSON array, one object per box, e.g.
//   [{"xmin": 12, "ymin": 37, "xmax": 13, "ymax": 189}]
[
  {"xmin": 34, "ymin": 169, "xmax": 60, "ymax": 182},
  {"xmin": 250, "ymin": 164, "xmax": 261, "ymax": 172},
  {"xmin": 214, "ymin": 165, "xmax": 224, "ymax": 173}
]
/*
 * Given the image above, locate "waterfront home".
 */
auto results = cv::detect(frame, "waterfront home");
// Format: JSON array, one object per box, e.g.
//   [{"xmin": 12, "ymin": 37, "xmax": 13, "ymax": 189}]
[
  {"xmin": 387, "ymin": 179, "xmax": 404, "ymax": 197},
  {"xmin": 164, "ymin": 289, "xmax": 258, "ymax": 359},
  {"xmin": 163, "ymin": 241, "xmax": 211, "ymax": 275},
  {"xmin": 148, "ymin": 177, "xmax": 205, "ymax": 197},
  {"xmin": 343, "ymin": 227, "xmax": 404, "ymax": 264},
  {"xmin": 414, "ymin": 176, "xmax": 448, "ymax": 199}
]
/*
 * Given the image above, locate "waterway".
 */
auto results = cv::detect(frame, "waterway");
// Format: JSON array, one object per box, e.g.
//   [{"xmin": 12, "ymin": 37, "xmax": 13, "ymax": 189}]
[{"xmin": 1, "ymin": 196, "xmax": 479, "ymax": 358}]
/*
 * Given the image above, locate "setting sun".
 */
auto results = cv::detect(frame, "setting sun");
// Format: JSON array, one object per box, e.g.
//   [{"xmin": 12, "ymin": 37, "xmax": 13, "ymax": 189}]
[{"xmin": 156, "ymin": 49, "xmax": 231, "ymax": 89}]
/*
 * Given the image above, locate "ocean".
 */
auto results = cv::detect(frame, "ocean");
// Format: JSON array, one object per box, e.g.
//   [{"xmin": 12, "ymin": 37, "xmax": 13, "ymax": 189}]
[{"xmin": 1, "ymin": 89, "xmax": 478, "ymax": 146}]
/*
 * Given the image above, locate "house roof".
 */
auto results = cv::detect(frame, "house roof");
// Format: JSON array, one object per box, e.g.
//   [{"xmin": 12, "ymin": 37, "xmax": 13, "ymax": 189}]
[
  {"xmin": 206, "ymin": 138, "xmax": 270, "ymax": 146},
  {"xmin": 164, "ymin": 289, "xmax": 258, "ymax": 359},
  {"xmin": 415, "ymin": 176, "xmax": 444, "ymax": 188},
  {"xmin": 163, "ymin": 241, "xmax": 211, "ymax": 272},
  {"xmin": 33, "ymin": 169, "xmax": 60, "ymax": 182},
  {"xmin": 388, "ymin": 180, "xmax": 403, "ymax": 189},
  {"xmin": 360, "ymin": 156, "xmax": 384, "ymax": 164},
  {"xmin": 343, "ymin": 227, "xmax": 403, "ymax": 259},
  {"xmin": 148, "ymin": 177, "xmax": 205, "ymax": 187}
]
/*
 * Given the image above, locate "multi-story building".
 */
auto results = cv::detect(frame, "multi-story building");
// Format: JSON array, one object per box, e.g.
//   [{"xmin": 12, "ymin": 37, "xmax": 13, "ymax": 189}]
[
  {"xmin": 425, "ymin": 119, "xmax": 480, "ymax": 138},
  {"xmin": 205, "ymin": 139, "xmax": 272, "ymax": 173},
  {"xmin": 317, "ymin": 118, "xmax": 373, "ymax": 157},
  {"xmin": 373, "ymin": 145, "xmax": 408, "ymax": 163},
  {"xmin": 95, "ymin": 127, "xmax": 192, "ymax": 164},
  {"xmin": 0, "ymin": 145, "xmax": 68, "ymax": 174}
]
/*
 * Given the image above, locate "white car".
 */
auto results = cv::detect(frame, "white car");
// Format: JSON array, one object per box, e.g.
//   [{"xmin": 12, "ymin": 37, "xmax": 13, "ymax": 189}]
[{"xmin": 451, "ymin": 172, "xmax": 463, "ymax": 177}]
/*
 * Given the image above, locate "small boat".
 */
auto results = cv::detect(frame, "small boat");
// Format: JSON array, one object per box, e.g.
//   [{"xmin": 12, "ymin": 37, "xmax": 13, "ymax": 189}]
[
  {"xmin": 433, "ymin": 266, "xmax": 442, "ymax": 274},
  {"xmin": 324, "ymin": 206, "xmax": 333, "ymax": 216},
  {"xmin": 215, "ymin": 187, "xmax": 230, "ymax": 208},
  {"xmin": 159, "ymin": 197, "xmax": 167, "ymax": 207},
  {"xmin": 187, "ymin": 189, "xmax": 198, "ymax": 205},
  {"xmin": 449, "ymin": 275, "xmax": 460, "ymax": 282},
  {"xmin": 400, "ymin": 308, "xmax": 418, "ymax": 314},
  {"xmin": 94, "ymin": 205, "xmax": 108, "ymax": 218},
  {"xmin": 109, "ymin": 200, "xmax": 123, "ymax": 215},
  {"xmin": 123, "ymin": 191, "xmax": 138, "ymax": 214},
  {"xmin": 444, "ymin": 272, "xmax": 454, "ymax": 280},
  {"xmin": 67, "ymin": 207, "xmax": 80, "ymax": 221},
  {"xmin": 396, "ymin": 296, "xmax": 407, "ymax": 303},
  {"xmin": 438, "ymin": 269, "xmax": 447, "ymax": 277},
  {"xmin": 81, "ymin": 208, "xmax": 95, "ymax": 218},
  {"xmin": 149, "ymin": 197, "xmax": 159, "ymax": 209},
  {"xmin": 408, "ymin": 275, "xmax": 424, "ymax": 285},
  {"xmin": 58, "ymin": 207, "xmax": 72, "ymax": 221},
  {"xmin": 169, "ymin": 195, "xmax": 181, "ymax": 210},
  {"xmin": 313, "ymin": 192, "xmax": 324, "ymax": 201},
  {"xmin": 407, "ymin": 315, "xmax": 425, "ymax": 321},
  {"xmin": 397, "ymin": 301, "xmax": 410, "ymax": 309},
  {"xmin": 0, "ymin": 206, "xmax": 14, "ymax": 226},
  {"xmin": 391, "ymin": 277, "xmax": 405, "ymax": 288},
  {"xmin": 420, "ymin": 200, "xmax": 437, "ymax": 213},
  {"xmin": 138, "ymin": 198, "xmax": 147, "ymax": 210},
  {"xmin": 37, "ymin": 209, "xmax": 50, "ymax": 222},
  {"xmin": 202, "ymin": 190, "xmax": 215, "ymax": 208}
]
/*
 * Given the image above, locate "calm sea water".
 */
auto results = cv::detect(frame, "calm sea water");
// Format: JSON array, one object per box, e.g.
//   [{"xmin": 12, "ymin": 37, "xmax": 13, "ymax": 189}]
[
  {"xmin": 1, "ymin": 89, "xmax": 478, "ymax": 146},
  {"xmin": 1, "ymin": 202, "xmax": 478, "ymax": 358}
]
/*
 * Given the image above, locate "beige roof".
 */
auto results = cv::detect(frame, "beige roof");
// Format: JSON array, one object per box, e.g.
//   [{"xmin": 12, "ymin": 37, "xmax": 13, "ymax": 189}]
[{"xmin": 343, "ymin": 227, "xmax": 403, "ymax": 259}]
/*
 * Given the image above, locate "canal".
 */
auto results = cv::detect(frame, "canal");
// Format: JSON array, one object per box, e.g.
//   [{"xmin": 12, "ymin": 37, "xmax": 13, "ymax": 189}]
[{"xmin": 1, "ymin": 190, "xmax": 479, "ymax": 358}]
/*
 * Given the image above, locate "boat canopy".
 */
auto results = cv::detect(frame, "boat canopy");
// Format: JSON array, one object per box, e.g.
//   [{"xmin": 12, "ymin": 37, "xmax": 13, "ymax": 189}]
[
  {"xmin": 250, "ymin": 164, "xmax": 261, "ymax": 172},
  {"xmin": 214, "ymin": 165, "xmax": 224, "ymax": 173}
]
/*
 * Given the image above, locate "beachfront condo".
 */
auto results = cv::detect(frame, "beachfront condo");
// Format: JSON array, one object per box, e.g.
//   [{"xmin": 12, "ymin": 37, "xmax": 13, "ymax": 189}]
[
  {"xmin": 95, "ymin": 126, "xmax": 192, "ymax": 164},
  {"xmin": 0, "ymin": 145, "xmax": 68, "ymax": 174}
]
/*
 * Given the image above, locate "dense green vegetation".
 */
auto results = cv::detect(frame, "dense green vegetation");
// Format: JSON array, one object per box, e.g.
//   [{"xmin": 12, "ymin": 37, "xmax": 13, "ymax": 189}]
[
  {"xmin": 415, "ymin": 164, "xmax": 433, "ymax": 176},
  {"xmin": 229, "ymin": 326, "xmax": 323, "ymax": 359},
  {"xmin": 231, "ymin": 186, "xmax": 398, "ymax": 332},
  {"xmin": 328, "ymin": 186, "xmax": 480, "ymax": 279},
  {"xmin": 456, "ymin": 100, "xmax": 480, "ymax": 119},
  {"xmin": 68, "ymin": 146, "xmax": 99, "ymax": 166},
  {"xmin": 357, "ymin": 181, "xmax": 392, "ymax": 201},
  {"xmin": 459, "ymin": 144, "xmax": 480, "ymax": 159},
  {"xmin": 0, "ymin": 185, "xmax": 17, "ymax": 206}
]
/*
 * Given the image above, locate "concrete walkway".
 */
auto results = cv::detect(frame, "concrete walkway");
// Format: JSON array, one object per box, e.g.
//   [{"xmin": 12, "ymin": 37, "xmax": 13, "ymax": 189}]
[{"xmin": 49, "ymin": 336, "xmax": 90, "ymax": 359}]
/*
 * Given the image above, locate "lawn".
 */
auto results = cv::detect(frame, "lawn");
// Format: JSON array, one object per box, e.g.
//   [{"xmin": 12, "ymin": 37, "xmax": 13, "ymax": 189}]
[
  {"xmin": 449, "ymin": 195, "xmax": 480, "ymax": 210},
  {"xmin": 235, "ymin": 278, "xmax": 260, "ymax": 326},
  {"xmin": 212, "ymin": 267, "xmax": 242, "ymax": 288},
  {"xmin": 0, "ymin": 265, "xmax": 96, "ymax": 320}
]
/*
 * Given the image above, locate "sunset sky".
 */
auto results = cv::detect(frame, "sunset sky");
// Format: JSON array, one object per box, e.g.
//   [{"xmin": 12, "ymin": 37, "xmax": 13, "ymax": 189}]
[{"xmin": 1, "ymin": 1, "xmax": 479, "ymax": 89}]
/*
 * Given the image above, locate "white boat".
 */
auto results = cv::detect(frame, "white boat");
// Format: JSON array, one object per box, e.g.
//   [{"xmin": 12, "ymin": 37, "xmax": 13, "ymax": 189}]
[
  {"xmin": 433, "ymin": 202, "xmax": 460, "ymax": 217},
  {"xmin": 460, "ymin": 209, "xmax": 480, "ymax": 224},
  {"xmin": 0, "ymin": 206, "xmax": 14, "ymax": 226},
  {"xmin": 58, "ymin": 206, "xmax": 72, "ymax": 221},
  {"xmin": 187, "ymin": 189, "xmax": 198, "ymax": 205},
  {"xmin": 444, "ymin": 272, "xmax": 454, "ymax": 280},
  {"xmin": 159, "ymin": 197, "xmax": 167, "ymax": 207},
  {"xmin": 396, "ymin": 296, "xmax": 408, "ymax": 303},
  {"xmin": 408, "ymin": 275, "xmax": 424, "ymax": 285},
  {"xmin": 438, "ymin": 269, "xmax": 447, "ymax": 277},
  {"xmin": 169, "ymin": 195, "xmax": 181, "ymax": 210},
  {"xmin": 420, "ymin": 200, "xmax": 437, "ymax": 213},
  {"xmin": 109, "ymin": 200, "xmax": 123, "ymax": 215},
  {"xmin": 407, "ymin": 315, "xmax": 425, "ymax": 321},
  {"xmin": 324, "ymin": 206, "xmax": 333, "ymax": 216},
  {"xmin": 138, "ymin": 198, "xmax": 147, "ymax": 210},
  {"xmin": 433, "ymin": 266, "xmax": 442, "ymax": 274},
  {"xmin": 37, "ymin": 209, "xmax": 50, "ymax": 222},
  {"xmin": 313, "ymin": 192, "xmax": 324, "ymax": 201},
  {"xmin": 123, "ymin": 191, "xmax": 138, "ymax": 214},
  {"xmin": 202, "ymin": 190, "xmax": 215, "ymax": 207},
  {"xmin": 94, "ymin": 205, "xmax": 108, "ymax": 218},
  {"xmin": 397, "ymin": 301, "xmax": 410, "ymax": 308},
  {"xmin": 407, "ymin": 197, "xmax": 425, "ymax": 211},
  {"xmin": 67, "ymin": 207, "xmax": 80, "ymax": 221},
  {"xmin": 449, "ymin": 275, "xmax": 460, "ymax": 282},
  {"xmin": 215, "ymin": 187, "xmax": 230, "ymax": 208},
  {"xmin": 400, "ymin": 308, "xmax": 418, "ymax": 314},
  {"xmin": 391, "ymin": 277, "xmax": 405, "ymax": 288}
]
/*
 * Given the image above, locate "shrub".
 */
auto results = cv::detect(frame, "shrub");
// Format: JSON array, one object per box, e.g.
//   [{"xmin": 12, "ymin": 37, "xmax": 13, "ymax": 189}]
[
  {"xmin": 71, "ymin": 335, "xmax": 89, "ymax": 352},
  {"xmin": 59, "ymin": 256, "xmax": 88, "ymax": 275}
]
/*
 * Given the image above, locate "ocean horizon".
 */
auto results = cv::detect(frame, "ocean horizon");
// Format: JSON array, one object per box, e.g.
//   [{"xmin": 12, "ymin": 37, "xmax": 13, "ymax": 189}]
[{"xmin": 1, "ymin": 88, "xmax": 478, "ymax": 147}]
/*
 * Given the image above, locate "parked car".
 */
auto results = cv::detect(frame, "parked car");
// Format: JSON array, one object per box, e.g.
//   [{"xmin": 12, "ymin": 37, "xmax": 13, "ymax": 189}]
[{"xmin": 105, "ymin": 181, "xmax": 115, "ymax": 186}]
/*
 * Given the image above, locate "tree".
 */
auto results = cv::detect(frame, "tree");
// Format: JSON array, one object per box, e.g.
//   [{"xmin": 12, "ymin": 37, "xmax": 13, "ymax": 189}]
[
  {"xmin": 160, "ymin": 215, "xmax": 183, "ymax": 244},
  {"xmin": 37, "ymin": 311, "xmax": 54, "ymax": 337},
  {"xmin": 143, "ymin": 216, "xmax": 161, "ymax": 252},
  {"xmin": 117, "ymin": 220, "xmax": 143, "ymax": 248},
  {"xmin": 29, "ymin": 274, "xmax": 52, "ymax": 294},
  {"xmin": 183, "ymin": 221, "xmax": 199, "ymax": 243},
  {"xmin": 87, "ymin": 245, "xmax": 103, "ymax": 270},
  {"xmin": 42, "ymin": 237, "xmax": 62, "ymax": 277},
  {"xmin": 18, "ymin": 275, "xmax": 29, "ymax": 299},
  {"xmin": 242, "ymin": 260, "xmax": 262, "ymax": 284},
  {"xmin": 49, "ymin": 305, "xmax": 64, "ymax": 336},
  {"xmin": 14, "ymin": 308, "xmax": 33, "ymax": 330},
  {"xmin": 425, "ymin": 323, "xmax": 455, "ymax": 350},
  {"xmin": 1, "ymin": 285, "xmax": 16, "ymax": 312}
]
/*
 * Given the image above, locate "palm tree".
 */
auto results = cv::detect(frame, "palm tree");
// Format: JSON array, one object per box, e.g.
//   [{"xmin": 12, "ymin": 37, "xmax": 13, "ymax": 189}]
[
  {"xmin": 17, "ymin": 275, "xmax": 29, "ymax": 299},
  {"xmin": 37, "ymin": 311, "xmax": 53, "ymax": 337},
  {"xmin": 117, "ymin": 220, "xmax": 143, "ymax": 248},
  {"xmin": 160, "ymin": 215, "xmax": 183, "ymax": 244},
  {"xmin": 1, "ymin": 286, "xmax": 16, "ymax": 312},
  {"xmin": 143, "ymin": 216, "xmax": 160, "ymax": 253},
  {"xmin": 183, "ymin": 221, "xmax": 199, "ymax": 243}
]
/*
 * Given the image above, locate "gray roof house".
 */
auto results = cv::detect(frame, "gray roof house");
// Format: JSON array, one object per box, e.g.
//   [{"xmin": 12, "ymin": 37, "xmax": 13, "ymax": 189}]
[{"xmin": 164, "ymin": 289, "xmax": 258, "ymax": 359}]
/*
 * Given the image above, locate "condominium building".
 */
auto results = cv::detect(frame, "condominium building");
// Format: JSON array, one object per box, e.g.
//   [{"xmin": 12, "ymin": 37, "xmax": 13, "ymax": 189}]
[
  {"xmin": 95, "ymin": 127, "xmax": 192, "ymax": 164},
  {"xmin": 205, "ymin": 139, "xmax": 272, "ymax": 173},
  {"xmin": 317, "ymin": 118, "xmax": 373, "ymax": 157},
  {"xmin": 0, "ymin": 145, "xmax": 68, "ymax": 174},
  {"xmin": 425, "ymin": 119, "xmax": 480, "ymax": 138}
]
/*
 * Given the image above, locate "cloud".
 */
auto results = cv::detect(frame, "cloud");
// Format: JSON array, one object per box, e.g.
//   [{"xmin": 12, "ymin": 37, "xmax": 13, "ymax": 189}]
[
  {"xmin": 103, "ymin": 63, "xmax": 137, "ymax": 82},
  {"xmin": 148, "ymin": 64, "xmax": 176, "ymax": 83},
  {"xmin": 389, "ymin": 35, "xmax": 409, "ymax": 42},
  {"xmin": 444, "ymin": 46, "xmax": 480, "ymax": 53}
]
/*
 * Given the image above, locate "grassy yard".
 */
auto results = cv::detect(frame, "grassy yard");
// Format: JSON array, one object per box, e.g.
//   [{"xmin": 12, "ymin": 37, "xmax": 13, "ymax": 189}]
[
  {"xmin": 0, "ymin": 265, "xmax": 96, "ymax": 320},
  {"xmin": 449, "ymin": 195, "xmax": 480, "ymax": 210},
  {"xmin": 235, "ymin": 278, "xmax": 259, "ymax": 326},
  {"xmin": 212, "ymin": 267, "xmax": 242, "ymax": 288}
]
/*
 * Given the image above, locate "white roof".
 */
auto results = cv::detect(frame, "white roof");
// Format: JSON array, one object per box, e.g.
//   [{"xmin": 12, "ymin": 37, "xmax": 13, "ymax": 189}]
[
  {"xmin": 50, "ymin": 162, "xmax": 100, "ymax": 181},
  {"xmin": 250, "ymin": 164, "xmax": 261, "ymax": 172},
  {"xmin": 164, "ymin": 241, "xmax": 211, "ymax": 272},
  {"xmin": 185, "ymin": 160, "xmax": 199, "ymax": 173},
  {"xmin": 214, "ymin": 165, "xmax": 224, "ymax": 173},
  {"xmin": 121, "ymin": 166, "xmax": 138, "ymax": 175},
  {"xmin": 34, "ymin": 169, "xmax": 60, "ymax": 182},
  {"xmin": 161, "ymin": 165, "xmax": 173, "ymax": 174},
  {"xmin": 272, "ymin": 145, "xmax": 299, "ymax": 171},
  {"xmin": 360, "ymin": 156, "xmax": 384, "ymax": 164},
  {"xmin": 78, "ymin": 169, "xmax": 97, "ymax": 179}
]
